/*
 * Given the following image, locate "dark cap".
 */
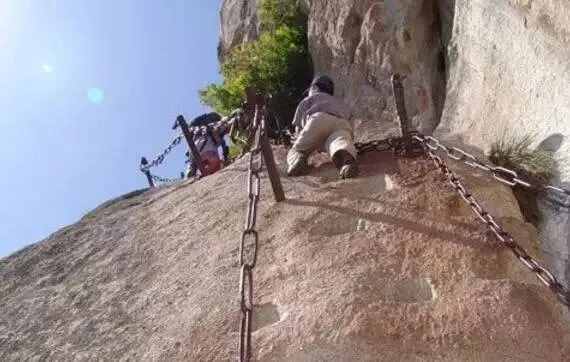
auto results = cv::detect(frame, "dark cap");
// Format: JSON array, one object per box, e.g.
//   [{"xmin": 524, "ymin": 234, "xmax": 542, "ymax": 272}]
[{"xmin": 311, "ymin": 75, "xmax": 335, "ymax": 95}]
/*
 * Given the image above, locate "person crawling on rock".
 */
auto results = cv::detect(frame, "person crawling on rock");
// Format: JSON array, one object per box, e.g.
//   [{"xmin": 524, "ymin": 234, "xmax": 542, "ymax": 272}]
[{"xmin": 287, "ymin": 75, "xmax": 359, "ymax": 179}]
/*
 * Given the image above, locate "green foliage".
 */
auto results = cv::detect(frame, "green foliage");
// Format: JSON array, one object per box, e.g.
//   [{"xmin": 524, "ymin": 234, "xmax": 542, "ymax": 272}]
[
  {"xmin": 259, "ymin": 0, "xmax": 304, "ymax": 31},
  {"xmin": 489, "ymin": 133, "xmax": 556, "ymax": 182},
  {"xmin": 199, "ymin": 84, "xmax": 243, "ymax": 116},
  {"xmin": 199, "ymin": 0, "xmax": 312, "ymax": 119}
]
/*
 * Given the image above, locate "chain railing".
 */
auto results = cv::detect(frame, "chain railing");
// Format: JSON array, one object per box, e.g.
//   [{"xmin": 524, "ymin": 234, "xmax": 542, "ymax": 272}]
[
  {"xmin": 355, "ymin": 138, "xmax": 395, "ymax": 154},
  {"xmin": 238, "ymin": 107, "xmax": 264, "ymax": 362},
  {"xmin": 139, "ymin": 115, "xmax": 240, "ymax": 188},
  {"xmin": 149, "ymin": 173, "xmax": 182, "ymax": 185},
  {"xmin": 188, "ymin": 117, "xmax": 235, "ymax": 135},
  {"xmin": 140, "ymin": 135, "xmax": 183, "ymax": 172},
  {"xmin": 413, "ymin": 134, "xmax": 570, "ymax": 307},
  {"xmin": 354, "ymin": 73, "xmax": 570, "ymax": 310},
  {"xmin": 137, "ymin": 77, "xmax": 569, "ymax": 362},
  {"xmin": 418, "ymin": 135, "xmax": 570, "ymax": 201}
]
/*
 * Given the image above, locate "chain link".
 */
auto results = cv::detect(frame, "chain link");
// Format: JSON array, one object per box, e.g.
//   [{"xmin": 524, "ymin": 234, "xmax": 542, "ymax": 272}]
[
  {"xmin": 355, "ymin": 139, "xmax": 395, "ymax": 154},
  {"xmin": 149, "ymin": 173, "xmax": 181, "ymax": 185},
  {"xmin": 238, "ymin": 107, "xmax": 264, "ymax": 362},
  {"xmin": 188, "ymin": 116, "xmax": 236, "ymax": 135},
  {"xmin": 141, "ymin": 135, "xmax": 183, "ymax": 172},
  {"xmin": 355, "ymin": 133, "xmax": 425, "ymax": 157},
  {"xmin": 416, "ymin": 135, "xmax": 570, "ymax": 198},
  {"xmin": 414, "ymin": 135, "xmax": 570, "ymax": 308}
]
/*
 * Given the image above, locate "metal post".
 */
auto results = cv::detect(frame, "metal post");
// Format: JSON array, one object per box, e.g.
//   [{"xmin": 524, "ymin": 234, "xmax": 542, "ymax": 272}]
[
  {"xmin": 140, "ymin": 157, "xmax": 155, "ymax": 188},
  {"xmin": 175, "ymin": 115, "xmax": 206, "ymax": 177},
  {"xmin": 392, "ymin": 73, "xmax": 411, "ymax": 141},
  {"xmin": 246, "ymin": 88, "xmax": 285, "ymax": 202},
  {"xmin": 258, "ymin": 108, "xmax": 286, "ymax": 203}
]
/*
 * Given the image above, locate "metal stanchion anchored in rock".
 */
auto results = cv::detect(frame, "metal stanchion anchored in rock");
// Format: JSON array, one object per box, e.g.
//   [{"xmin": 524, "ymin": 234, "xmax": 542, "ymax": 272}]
[
  {"xmin": 362, "ymin": 73, "xmax": 570, "ymax": 309},
  {"xmin": 414, "ymin": 133, "xmax": 570, "ymax": 308},
  {"xmin": 354, "ymin": 74, "xmax": 424, "ymax": 157},
  {"xmin": 237, "ymin": 89, "xmax": 285, "ymax": 362}
]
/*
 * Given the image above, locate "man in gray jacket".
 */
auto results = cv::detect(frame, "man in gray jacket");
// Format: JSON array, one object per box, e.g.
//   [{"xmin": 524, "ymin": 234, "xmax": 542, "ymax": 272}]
[{"xmin": 287, "ymin": 75, "xmax": 358, "ymax": 179}]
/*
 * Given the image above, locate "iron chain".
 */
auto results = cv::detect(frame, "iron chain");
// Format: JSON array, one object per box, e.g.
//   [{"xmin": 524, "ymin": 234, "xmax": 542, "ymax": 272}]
[
  {"xmin": 416, "ymin": 135, "xmax": 569, "ymax": 197},
  {"xmin": 149, "ymin": 173, "xmax": 181, "ymax": 185},
  {"xmin": 414, "ymin": 135, "xmax": 570, "ymax": 308},
  {"xmin": 355, "ymin": 139, "xmax": 395, "ymax": 154},
  {"xmin": 238, "ymin": 108, "xmax": 264, "ymax": 362},
  {"xmin": 141, "ymin": 135, "xmax": 183, "ymax": 172},
  {"xmin": 188, "ymin": 116, "xmax": 236, "ymax": 135},
  {"xmin": 355, "ymin": 133, "xmax": 424, "ymax": 157}
]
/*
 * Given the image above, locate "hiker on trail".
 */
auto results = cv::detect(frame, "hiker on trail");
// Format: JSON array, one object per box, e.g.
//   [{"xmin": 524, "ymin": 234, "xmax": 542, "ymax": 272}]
[
  {"xmin": 287, "ymin": 75, "xmax": 359, "ymax": 179},
  {"xmin": 185, "ymin": 112, "xmax": 228, "ymax": 178}
]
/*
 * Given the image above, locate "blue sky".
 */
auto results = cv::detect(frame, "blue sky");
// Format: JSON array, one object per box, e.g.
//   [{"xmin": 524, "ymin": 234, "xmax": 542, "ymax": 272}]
[{"xmin": 0, "ymin": 1, "xmax": 221, "ymax": 257}]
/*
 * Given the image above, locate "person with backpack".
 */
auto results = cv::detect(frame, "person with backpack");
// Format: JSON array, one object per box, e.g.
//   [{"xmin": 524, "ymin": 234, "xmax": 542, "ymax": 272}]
[
  {"xmin": 185, "ymin": 112, "xmax": 228, "ymax": 178},
  {"xmin": 287, "ymin": 75, "xmax": 359, "ymax": 179}
]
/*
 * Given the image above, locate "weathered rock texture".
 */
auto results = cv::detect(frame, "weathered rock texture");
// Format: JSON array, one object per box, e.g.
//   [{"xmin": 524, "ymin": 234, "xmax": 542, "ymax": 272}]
[
  {"xmin": 219, "ymin": 0, "xmax": 570, "ymax": 302},
  {"xmin": 219, "ymin": 0, "xmax": 260, "ymax": 60},
  {"xmin": 438, "ymin": 0, "xmax": 570, "ymax": 179},
  {"xmin": 435, "ymin": 0, "xmax": 570, "ymax": 287},
  {"xmin": 219, "ymin": 0, "xmax": 448, "ymax": 136},
  {"xmin": 1, "ymin": 144, "xmax": 569, "ymax": 360},
  {"xmin": 218, "ymin": 0, "xmax": 569, "ymax": 179},
  {"xmin": 305, "ymin": 0, "xmax": 446, "ymax": 135}
]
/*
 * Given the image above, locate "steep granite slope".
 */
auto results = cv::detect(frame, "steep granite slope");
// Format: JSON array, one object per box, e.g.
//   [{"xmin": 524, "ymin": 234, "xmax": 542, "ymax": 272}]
[
  {"xmin": 220, "ymin": 0, "xmax": 448, "ymax": 134},
  {"xmin": 1, "ymin": 146, "xmax": 569, "ymax": 360},
  {"xmin": 435, "ymin": 0, "xmax": 570, "ymax": 286},
  {"xmin": 219, "ymin": 0, "xmax": 570, "ymax": 303}
]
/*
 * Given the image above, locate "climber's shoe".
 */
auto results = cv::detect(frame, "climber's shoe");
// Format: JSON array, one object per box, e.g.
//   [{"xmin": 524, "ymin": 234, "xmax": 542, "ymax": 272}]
[
  {"xmin": 339, "ymin": 162, "xmax": 359, "ymax": 179},
  {"xmin": 287, "ymin": 150, "xmax": 309, "ymax": 177},
  {"xmin": 333, "ymin": 150, "xmax": 359, "ymax": 179}
]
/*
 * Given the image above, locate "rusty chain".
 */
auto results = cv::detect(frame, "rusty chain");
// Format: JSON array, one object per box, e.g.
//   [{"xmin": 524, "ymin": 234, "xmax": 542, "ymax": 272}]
[
  {"xmin": 188, "ymin": 116, "xmax": 236, "ymax": 135},
  {"xmin": 238, "ymin": 106, "xmax": 264, "ymax": 362},
  {"xmin": 149, "ymin": 173, "xmax": 181, "ymax": 185},
  {"xmin": 413, "ymin": 134, "xmax": 570, "ymax": 308},
  {"xmin": 418, "ymin": 135, "xmax": 570, "ymax": 200},
  {"xmin": 140, "ymin": 135, "xmax": 183, "ymax": 172},
  {"xmin": 355, "ymin": 138, "xmax": 395, "ymax": 154},
  {"xmin": 355, "ymin": 132, "xmax": 424, "ymax": 157}
]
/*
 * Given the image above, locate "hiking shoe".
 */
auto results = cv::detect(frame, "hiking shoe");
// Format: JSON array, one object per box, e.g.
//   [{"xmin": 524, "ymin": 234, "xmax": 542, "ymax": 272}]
[
  {"xmin": 333, "ymin": 150, "xmax": 359, "ymax": 179},
  {"xmin": 339, "ymin": 162, "xmax": 359, "ymax": 179},
  {"xmin": 287, "ymin": 150, "xmax": 310, "ymax": 176}
]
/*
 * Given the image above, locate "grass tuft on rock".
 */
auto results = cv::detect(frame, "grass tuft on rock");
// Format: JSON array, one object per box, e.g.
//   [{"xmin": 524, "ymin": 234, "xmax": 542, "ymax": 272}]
[{"xmin": 489, "ymin": 133, "xmax": 555, "ymax": 182}]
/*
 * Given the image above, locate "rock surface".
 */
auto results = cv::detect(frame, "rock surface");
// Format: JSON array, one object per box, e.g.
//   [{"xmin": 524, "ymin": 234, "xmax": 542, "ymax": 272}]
[
  {"xmin": 305, "ymin": 0, "xmax": 446, "ymax": 134},
  {"xmin": 218, "ymin": 0, "xmax": 448, "ymax": 134},
  {"xmin": 2, "ymin": 1, "xmax": 570, "ymax": 360},
  {"xmin": 219, "ymin": 0, "xmax": 260, "ymax": 60},
  {"xmin": 218, "ymin": 0, "xmax": 570, "ymax": 179},
  {"xmin": 438, "ymin": 0, "xmax": 570, "ymax": 180},
  {"xmin": 218, "ymin": 0, "xmax": 570, "ymax": 310},
  {"xmin": 1, "ymin": 143, "xmax": 569, "ymax": 360},
  {"xmin": 435, "ymin": 0, "xmax": 570, "ymax": 286}
]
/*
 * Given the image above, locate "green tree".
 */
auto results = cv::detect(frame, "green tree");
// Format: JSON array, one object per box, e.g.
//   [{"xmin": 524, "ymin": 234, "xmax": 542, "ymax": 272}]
[
  {"xmin": 199, "ymin": 0, "xmax": 312, "ymax": 124},
  {"xmin": 259, "ymin": 0, "xmax": 305, "ymax": 31}
]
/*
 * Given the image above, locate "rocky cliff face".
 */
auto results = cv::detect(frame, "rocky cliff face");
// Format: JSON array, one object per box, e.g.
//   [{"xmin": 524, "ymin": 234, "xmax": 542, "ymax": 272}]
[
  {"xmin": 2, "ymin": 1, "xmax": 570, "ymax": 360},
  {"xmin": 219, "ymin": 0, "xmax": 260, "ymax": 59},
  {"xmin": 436, "ymin": 0, "xmax": 570, "ymax": 286},
  {"xmin": 220, "ymin": 0, "xmax": 450, "ymax": 136},
  {"xmin": 1, "ymin": 145, "xmax": 569, "ymax": 360},
  {"xmin": 219, "ymin": 0, "xmax": 570, "ymax": 291}
]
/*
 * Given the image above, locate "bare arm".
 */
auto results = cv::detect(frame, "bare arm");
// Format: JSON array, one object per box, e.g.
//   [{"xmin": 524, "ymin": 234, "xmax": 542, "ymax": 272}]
[{"xmin": 292, "ymin": 97, "xmax": 310, "ymax": 134}]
